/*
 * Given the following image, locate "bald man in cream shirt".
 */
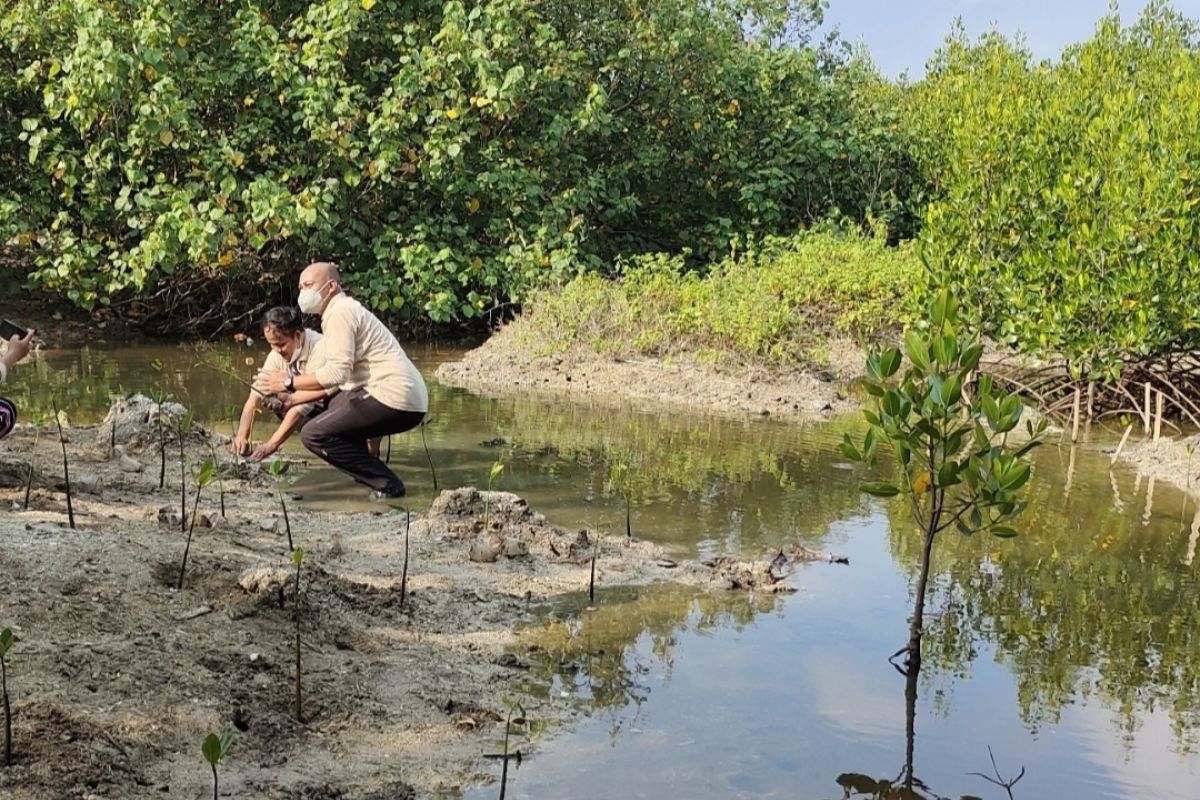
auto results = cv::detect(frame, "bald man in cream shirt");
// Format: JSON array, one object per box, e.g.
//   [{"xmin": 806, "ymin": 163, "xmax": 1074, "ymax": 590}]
[{"xmin": 256, "ymin": 262, "xmax": 427, "ymax": 498}]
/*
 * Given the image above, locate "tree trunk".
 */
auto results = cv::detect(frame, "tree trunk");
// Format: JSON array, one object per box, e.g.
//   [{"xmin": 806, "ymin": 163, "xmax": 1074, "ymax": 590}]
[{"xmin": 907, "ymin": 525, "xmax": 937, "ymax": 672}]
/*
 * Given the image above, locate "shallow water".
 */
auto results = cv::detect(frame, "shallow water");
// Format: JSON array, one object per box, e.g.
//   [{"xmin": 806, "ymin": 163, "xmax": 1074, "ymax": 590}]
[{"xmin": 7, "ymin": 341, "xmax": 1199, "ymax": 799}]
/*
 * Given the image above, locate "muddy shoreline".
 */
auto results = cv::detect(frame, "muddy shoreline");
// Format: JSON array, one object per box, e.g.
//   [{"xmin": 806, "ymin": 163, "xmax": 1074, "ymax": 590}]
[
  {"xmin": 0, "ymin": 406, "xmax": 819, "ymax": 800},
  {"xmin": 434, "ymin": 320, "xmax": 866, "ymax": 422}
]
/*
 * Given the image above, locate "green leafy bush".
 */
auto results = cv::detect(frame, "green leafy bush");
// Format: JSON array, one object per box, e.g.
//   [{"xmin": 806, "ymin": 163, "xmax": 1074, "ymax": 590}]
[{"xmin": 522, "ymin": 228, "xmax": 920, "ymax": 368}]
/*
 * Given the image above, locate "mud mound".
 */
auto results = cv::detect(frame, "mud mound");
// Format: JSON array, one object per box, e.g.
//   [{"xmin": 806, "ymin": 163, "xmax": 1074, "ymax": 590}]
[
  {"xmin": 421, "ymin": 488, "xmax": 605, "ymax": 563},
  {"xmin": 97, "ymin": 393, "xmax": 211, "ymax": 451}
]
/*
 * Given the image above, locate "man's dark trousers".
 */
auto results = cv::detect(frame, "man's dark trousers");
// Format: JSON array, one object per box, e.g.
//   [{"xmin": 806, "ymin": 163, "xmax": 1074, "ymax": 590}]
[{"xmin": 300, "ymin": 388, "xmax": 424, "ymax": 495}]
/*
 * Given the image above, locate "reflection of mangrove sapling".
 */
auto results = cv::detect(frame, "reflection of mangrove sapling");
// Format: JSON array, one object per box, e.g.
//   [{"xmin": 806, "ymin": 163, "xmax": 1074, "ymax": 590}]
[
  {"xmin": 177, "ymin": 457, "xmax": 215, "ymax": 590},
  {"xmin": 267, "ymin": 459, "xmax": 295, "ymax": 551},
  {"xmin": 201, "ymin": 728, "xmax": 234, "ymax": 800},
  {"xmin": 292, "ymin": 547, "xmax": 305, "ymax": 722},
  {"xmin": 0, "ymin": 627, "xmax": 14, "ymax": 767},
  {"xmin": 50, "ymin": 401, "xmax": 75, "ymax": 529},
  {"xmin": 841, "ymin": 290, "xmax": 1045, "ymax": 673},
  {"xmin": 22, "ymin": 411, "xmax": 46, "ymax": 511},
  {"xmin": 483, "ymin": 461, "xmax": 504, "ymax": 531}
]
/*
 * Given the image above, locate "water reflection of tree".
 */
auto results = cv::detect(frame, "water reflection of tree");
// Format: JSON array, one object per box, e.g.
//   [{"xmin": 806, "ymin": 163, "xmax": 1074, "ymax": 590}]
[
  {"xmin": 516, "ymin": 585, "xmax": 779, "ymax": 723},
  {"xmin": 487, "ymin": 396, "xmax": 876, "ymax": 550},
  {"xmin": 886, "ymin": 447, "xmax": 1200, "ymax": 752},
  {"xmin": 4, "ymin": 343, "xmax": 257, "ymax": 423}
]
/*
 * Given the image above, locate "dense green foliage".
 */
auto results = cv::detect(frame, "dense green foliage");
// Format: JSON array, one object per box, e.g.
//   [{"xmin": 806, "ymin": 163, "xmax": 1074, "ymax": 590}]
[
  {"xmin": 518, "ymin": 229, "xmax": 919, "ymax": 368},
  {"xmin": 0, "ymin": 0, "xmax": 917, "ymax": 324},
  {"xmin": 911, "ymin": 3, "xmax": 1200, "ymax": 379}
]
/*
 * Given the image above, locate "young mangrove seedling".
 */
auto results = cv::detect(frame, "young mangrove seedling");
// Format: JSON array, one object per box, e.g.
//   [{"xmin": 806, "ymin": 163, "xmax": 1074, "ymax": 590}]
[
  {"xmin": 268, "ymin": 458, "xmax": 295, "ymax": 551},
  {"xmin": 391, "ymin": 505, "xmax": 412, "ymax": 609},
  {"xmin": 841, "ymin": 290, "xmax": 1045, "ymax": 673},
  {"xmin": 607, "ymin": 460, "xmax": 636, "ymax": 545},
  {"xmin": 201, "ymin": 728, "xmax": 234, "ymax": 800},
  {"xmin": 482, "ymin": 460, "xmax": 504, "ymax": 531},
  {"xmin": 292, "ymin": 547, "xmax": 305, "ymax": 722},
  {"xmin": 149, "ymin": 366, "xmax": 170, "ymax": 489},
  {"xmin": 588, "ymin": 533, "xmax": 600, "ymax": 607},
  {"xmin": 178, "ymin": 412, "xmax": 195, "ymax": 533},
  {"xmin": 23, "ymin": 411, "xmax": 46, "ymax": 511},
  {"xmin": 496, "ymin": 699, "xmax": 527, "ymax": 800},
  {"xmin": 206, "ymin": 438, "xmax": 227, "ymax": 517},
  {"xmin": 50, "ymin": 400, "xmax": 74, "ymax": 529},
  {"xmin": 420, "ymin": 418, "xmax": 439, "ymax": 491},
  {"xmin": 177, "ymin": 457, "xmax": 215, "ymax": 590},
  {"xmin": 0, "ymin": 628, "xmax": 15, "ymax": 767}
]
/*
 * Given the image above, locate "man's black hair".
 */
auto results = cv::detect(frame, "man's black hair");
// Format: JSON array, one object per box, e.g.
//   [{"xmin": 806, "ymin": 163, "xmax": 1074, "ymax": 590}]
[{"xmin": 261, "ymin": 306, "xmax": 304, "ymax": 336}]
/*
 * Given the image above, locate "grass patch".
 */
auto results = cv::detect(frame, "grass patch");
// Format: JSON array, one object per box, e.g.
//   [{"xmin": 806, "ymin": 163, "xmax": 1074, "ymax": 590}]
[{"xmin": 520, "ymin": 230, "xmax": 920, "ymax": 370}]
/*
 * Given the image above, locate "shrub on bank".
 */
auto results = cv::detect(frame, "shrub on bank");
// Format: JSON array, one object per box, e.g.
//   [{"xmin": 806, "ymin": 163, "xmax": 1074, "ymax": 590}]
[{"xmin": 521, "ymin": 229, "xmax": 920, "ymax": 369}]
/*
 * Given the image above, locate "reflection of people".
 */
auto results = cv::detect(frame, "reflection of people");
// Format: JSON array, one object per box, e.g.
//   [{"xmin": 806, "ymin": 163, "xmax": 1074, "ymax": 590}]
[
  {"xmin": 256, "ymin": 262, "xmax": 428, "ymax": 498},
  {"xmin": 0, "ymin": 329, "xmax": 35, "ymax": 384},
  {"xmin": 231, "ymin": 307, "xmax": 324, "ymax": 459}
]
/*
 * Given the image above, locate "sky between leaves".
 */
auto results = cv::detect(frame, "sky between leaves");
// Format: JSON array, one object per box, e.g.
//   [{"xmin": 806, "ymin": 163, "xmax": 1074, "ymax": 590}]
[{"xmin": 821, "ymin": 0, "xmax": 1200, "ymax": 78}]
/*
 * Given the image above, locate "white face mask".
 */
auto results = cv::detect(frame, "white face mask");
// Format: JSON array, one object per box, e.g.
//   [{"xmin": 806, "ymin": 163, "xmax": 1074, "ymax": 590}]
[{"xmin": 297, "ymin": 281, "xmax": 328, "ymax": 314}]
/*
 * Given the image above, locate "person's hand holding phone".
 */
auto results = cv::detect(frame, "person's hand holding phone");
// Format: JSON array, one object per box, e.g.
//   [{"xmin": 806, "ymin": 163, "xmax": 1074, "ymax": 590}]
[{"xmin": 2, "ymin": 322, "xmax": 35, "ymax": 363}]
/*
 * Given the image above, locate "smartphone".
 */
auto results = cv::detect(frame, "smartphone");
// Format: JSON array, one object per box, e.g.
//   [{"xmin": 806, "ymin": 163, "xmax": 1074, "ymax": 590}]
[{"xmin": 0, "ymin": 320, "xmax": 28, "ymax": 341}]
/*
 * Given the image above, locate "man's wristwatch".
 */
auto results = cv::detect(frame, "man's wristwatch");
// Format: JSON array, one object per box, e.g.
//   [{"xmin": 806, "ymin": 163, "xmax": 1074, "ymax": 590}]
[{"xmin": 283, "ymin": 375, "xmax": 295, "ymax": 392}]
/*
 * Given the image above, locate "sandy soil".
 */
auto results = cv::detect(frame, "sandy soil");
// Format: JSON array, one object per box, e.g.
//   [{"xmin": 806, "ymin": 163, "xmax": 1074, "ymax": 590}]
[
  {"xmin": 0, "ymin": 398, "xmax": 825, "ymax": 800},
  {"xmin": 435, "ymin": 320, "xmax": 867, "ymax": 422}
]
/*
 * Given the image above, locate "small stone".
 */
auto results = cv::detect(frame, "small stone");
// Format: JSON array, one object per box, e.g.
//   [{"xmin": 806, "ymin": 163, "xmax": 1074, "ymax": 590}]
[
  {"xmin": 469, "ymin": 537, "xmax": 500, "ymax": 563},
  {"xmin": 239, "ymin": 565, "xmax": 293, "ymax": 594},
  {"xmin": 502, "ymin": 538, "xmax": 529, "ymax": 558}
]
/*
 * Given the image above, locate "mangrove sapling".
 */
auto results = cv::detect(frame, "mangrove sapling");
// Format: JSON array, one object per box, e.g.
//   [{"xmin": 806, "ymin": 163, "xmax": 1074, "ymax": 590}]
[
  {"xmin": 389, "ymin": 505, "xmax": 412, "ymax": 610},
  {"xmin": 841, "ymin": 290, "xmax": 1045, "ymax": 674},
  {"xmin": 495, "ymin": 699, "xmax": 527, "ymax": 800},
  {"xmin": 420, "ymin": 418, "xmax": 438, "ymax": 491},
  {"xmin": 201, "ymin": 728, "xmax": 234, "ymax": 800},
  {"xmin": 267, "ymin": 459, "xmax": 295, "ymax": 551},
  {"xmin": 0, "ymin": 628, "xmax": 14, "ymax": 766},
  {"xmin": 149, "ymin": 366, "xmax": 171, "ymax": 488},
  {"xmin": 607, "ymin": 460, "xmax": 635, "ymax": 545},
  {"xmin": 22, "ymin": 412, "xmax": 46, "ymax": 510},
  {"xmin": 482, "ymin": 461, "xmax": 504, "ymax": 531},
  {"xmin": 178, "ymin": 412, "xmax": 195, "ymax": 533},
  {"xmin": 292, "ymin": 547, "xmax": 305, "ymax": 722},
  {"xmin": 177, "ymin": 457, "xmax": 215, "ymax": 590},
  {"xmin": 587, "ymin": 534, "xmax": 600, "ymax": 608},
  {"xmin": 51, "ymin": 401, "xmax": 74, "ymax": 529},
  {"xmin": 206, "ymin": 439, "xmax": 227, "ymax": 517}
]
